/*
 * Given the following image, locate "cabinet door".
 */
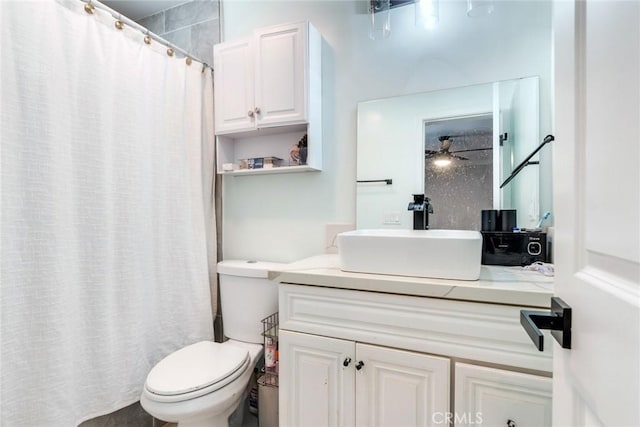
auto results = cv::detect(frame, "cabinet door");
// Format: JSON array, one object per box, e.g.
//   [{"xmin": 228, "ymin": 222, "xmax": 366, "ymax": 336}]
[
  {"xmin": 213, "ymin": 38, "xmax": 255, "ymax": 134},
  {"xmin": 279, "ymin": 330, "xmax": 355, "ymax": 427},
  {"xmin": 355, "ymin": 344, "xmax": 450, "ymax": 427},
  {"xmin": 455, "ymin": 363, "xmax": 552, "ymax": 427},
  {"xmin": 254, "ymin": 22, "xmax": 308, "ymax": 128}
]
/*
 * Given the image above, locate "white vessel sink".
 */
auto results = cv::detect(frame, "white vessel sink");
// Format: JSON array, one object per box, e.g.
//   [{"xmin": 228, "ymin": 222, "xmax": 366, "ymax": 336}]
[{"xmin": 337, "ymin": 229, "xmax": 483, "ymax": 281}]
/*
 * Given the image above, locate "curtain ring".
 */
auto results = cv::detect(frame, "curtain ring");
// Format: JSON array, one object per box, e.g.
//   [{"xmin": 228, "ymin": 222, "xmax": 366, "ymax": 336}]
[
  {"xmin": 167, "ymin": 48, "xmax": 175, "ymax": 57},
  {"xmin": 186, "ymin": 57, "xmax": 193, "ymax": 66},
  {"xmin": 84, "ymin": 1, "xmax": 95, "ymax": 14}
]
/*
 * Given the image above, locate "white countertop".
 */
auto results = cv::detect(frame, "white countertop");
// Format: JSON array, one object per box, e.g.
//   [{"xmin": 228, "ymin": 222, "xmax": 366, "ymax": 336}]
[{"xmin": 268, "ymin": 254, "xmax": 554, "ymax": 308}]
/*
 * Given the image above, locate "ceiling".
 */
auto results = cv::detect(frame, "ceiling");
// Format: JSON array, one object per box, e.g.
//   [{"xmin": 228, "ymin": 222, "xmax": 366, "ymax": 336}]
[{"xmin": 101, "ymin": 0, "xmax": 187, "ymax": 20}]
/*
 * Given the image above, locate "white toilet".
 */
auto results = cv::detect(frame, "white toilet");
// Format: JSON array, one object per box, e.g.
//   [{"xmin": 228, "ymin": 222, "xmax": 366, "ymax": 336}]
[{"xmin": 140, "ymin": 260, "xmax": 284, "ymax": 427}]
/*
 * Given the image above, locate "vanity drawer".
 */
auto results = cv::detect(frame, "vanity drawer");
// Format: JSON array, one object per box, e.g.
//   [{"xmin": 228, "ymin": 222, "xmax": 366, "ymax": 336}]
[
  {"xmin": 279, "ymin": 283, "xmax": 553, "ymax": 373},
  {"xmin": 454, "ymin": 362, "xmax": 552, "ymax": 427}
]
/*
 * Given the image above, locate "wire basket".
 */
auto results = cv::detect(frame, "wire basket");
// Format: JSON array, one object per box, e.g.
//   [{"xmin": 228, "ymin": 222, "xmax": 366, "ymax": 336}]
[{"xmin": 261, "ymin": 312, "xmax": 279, "ymax": 387}]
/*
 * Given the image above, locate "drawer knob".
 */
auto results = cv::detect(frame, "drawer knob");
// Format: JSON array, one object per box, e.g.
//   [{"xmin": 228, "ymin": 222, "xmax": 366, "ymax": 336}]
[
  {"xmin": 507, "ymin": 420, "xmax": 516, "ymax": 427},
  {"xmin": 254, "ymin": 106, "xmax": 261, "ymax": 114},
  {"xmin": 343, "ymin": 357, "xmax": 352, "ymax": 367},
  {"xmin": 247, "ymin": 110, "xmax": 254, "ymax": 117},
  {"xmin": 355, "ymin": 361, "xmax": 365, "ymax": 370}
]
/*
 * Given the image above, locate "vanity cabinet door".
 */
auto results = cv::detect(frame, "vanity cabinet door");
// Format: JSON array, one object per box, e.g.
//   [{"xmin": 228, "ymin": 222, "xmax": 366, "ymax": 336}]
[
  {"xmin": 279, "ymin": 330, "xmax": 356, "ymax": 427},
  {"xmin": 254, "ymin": 22, "xmax": 308, "ymax": 128},
  {"xmin": 355, "ymin": 344, "xmax": 450, "ymax": 427},
  {"xmin": 454, "ymin": 363, "xmax": 552, "ymax": 427},
  {"xmin": 213, "ymin": 38, "xmax": 255, "ymax": 134}
]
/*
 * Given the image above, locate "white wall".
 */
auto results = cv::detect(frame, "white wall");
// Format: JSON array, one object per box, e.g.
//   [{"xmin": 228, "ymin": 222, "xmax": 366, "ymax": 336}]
[
  {"xmin": 510, "ymin": 77, "xmax": 541, "ymax": 228},
  {"xmin": 220, "ymin": 0, "xmax": 552, "ymax": 262}
]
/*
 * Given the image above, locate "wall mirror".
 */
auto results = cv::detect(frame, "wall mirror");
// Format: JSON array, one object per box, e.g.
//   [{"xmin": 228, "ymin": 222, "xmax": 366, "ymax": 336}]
[{"xmin": 357, "ymin": 76, "xmax": 547, "ymax": 230}]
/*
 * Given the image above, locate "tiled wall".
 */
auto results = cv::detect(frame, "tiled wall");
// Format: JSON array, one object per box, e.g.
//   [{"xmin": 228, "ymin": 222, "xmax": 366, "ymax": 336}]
[{"xmin": 137, "ymin": 0, "xmax": 220, "ymax": 66}]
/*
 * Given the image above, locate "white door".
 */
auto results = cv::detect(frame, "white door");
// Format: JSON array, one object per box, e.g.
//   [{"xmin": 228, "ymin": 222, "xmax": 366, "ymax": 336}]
[
  {"xmin": 213, "ymin": 37, "xmax": 255, "ymax": 134},
  {"xmin": 279, "ymin": 330, "xmax": 356, "ymax": 427},
  {"xmin": 355, "ymin": 344, "xmax": 449, "ymax": 427},
  {"xmin": 254, "ymin": 22, "xmax": 308, "ymax": 127},
  {"xmin": 552, "ymin": 1, "xmax": 640, "ymax": 426}
]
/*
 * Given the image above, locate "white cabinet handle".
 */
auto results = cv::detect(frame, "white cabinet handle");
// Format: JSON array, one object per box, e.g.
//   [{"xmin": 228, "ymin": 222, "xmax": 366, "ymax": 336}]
[
  {"xmin": 254, "ymin": 107, "xmax": 261, "ymax": 114},
  {"xmin": 247, "ymin": 110, "xmax": 254, "ymax": 117}
]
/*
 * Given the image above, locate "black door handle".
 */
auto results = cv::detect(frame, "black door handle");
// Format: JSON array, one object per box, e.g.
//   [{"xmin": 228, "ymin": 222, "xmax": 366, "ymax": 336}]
[{"xmin": 520, "ymin": 297, "xmax": 571, "ymax": 351}]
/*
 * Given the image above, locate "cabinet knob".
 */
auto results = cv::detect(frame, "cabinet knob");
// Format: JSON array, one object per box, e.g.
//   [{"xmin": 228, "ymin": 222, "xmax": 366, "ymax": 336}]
[
  {"xmin": 355, "ymin": 361, "xmax": 365, "ymax": 371},
  {"xmin": 507, "ymin": 420, "xmax": 516, "ymax": 427},
  {"xmin": 254, "ymin": 107, "xmax": 261, "ymax": 114},
  {"xmin": 247, "ymin": 110, "xmax": 254, "ymax": 117},
  {"xmin": 343, "ymin": 357, "xmax": 352, "ymax": 367}
]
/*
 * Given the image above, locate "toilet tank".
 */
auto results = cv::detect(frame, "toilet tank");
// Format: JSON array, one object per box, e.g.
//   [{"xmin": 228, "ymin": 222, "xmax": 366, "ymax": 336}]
[{"xmin": 217, "ymin": 260, "xmax": 285, "ymax": 344}]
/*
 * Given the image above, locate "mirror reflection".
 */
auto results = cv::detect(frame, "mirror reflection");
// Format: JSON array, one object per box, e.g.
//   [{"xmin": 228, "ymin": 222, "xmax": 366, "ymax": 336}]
[
  {"xmin": 357, "ymin": 76, "xmax": 546, "ymax": 231},
  {"xmin": 424, "ymin": 115, "xmax": 493, "ymax": 230}
]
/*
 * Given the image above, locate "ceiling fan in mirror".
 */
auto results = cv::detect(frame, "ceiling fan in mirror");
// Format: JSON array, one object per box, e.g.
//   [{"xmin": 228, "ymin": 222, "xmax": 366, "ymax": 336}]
[{"xmin": 425, "ymin": 135, "xmax": 493, "ymax": 167}]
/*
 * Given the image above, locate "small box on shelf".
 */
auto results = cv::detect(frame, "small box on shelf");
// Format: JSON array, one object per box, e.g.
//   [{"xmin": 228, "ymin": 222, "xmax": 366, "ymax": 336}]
[{"xmin": 238, "ymin": 156, "xmax": 283, "ymax": 170}]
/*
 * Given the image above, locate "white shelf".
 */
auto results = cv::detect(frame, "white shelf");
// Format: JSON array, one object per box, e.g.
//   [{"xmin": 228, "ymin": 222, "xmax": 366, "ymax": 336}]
[{"xmin": 220, "ymin": 165, "xmax": 320, "ymax": 176}]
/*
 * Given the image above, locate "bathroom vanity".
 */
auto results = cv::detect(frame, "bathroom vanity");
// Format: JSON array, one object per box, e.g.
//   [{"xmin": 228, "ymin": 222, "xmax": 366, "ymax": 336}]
[{"xmin": 269, "ymin": 255, "xmax": 554, "ymax": 427}]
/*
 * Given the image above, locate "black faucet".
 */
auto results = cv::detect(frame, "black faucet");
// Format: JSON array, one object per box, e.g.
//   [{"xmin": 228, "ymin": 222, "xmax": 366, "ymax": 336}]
[{"xmin": 407, "ymin": 194, "xmax": 434, "ymax": 230}]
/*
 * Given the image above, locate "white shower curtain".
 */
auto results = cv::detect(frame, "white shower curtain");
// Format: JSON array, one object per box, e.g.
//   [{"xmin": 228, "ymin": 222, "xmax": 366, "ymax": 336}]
[{"xmin": 1, "ymin": 1, "xmax": 215, "ymax": 425}]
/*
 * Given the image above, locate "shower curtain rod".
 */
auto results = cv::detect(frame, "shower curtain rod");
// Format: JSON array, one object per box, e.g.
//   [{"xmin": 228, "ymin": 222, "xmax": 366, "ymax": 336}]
[{"xmin": 80, "ymin": 0, "xmax": 213, "ymax": 72}]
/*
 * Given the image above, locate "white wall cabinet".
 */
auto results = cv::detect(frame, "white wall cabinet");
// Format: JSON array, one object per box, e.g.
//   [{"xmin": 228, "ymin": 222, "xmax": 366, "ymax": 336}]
[
  {"xmin": 214, "ymin": 21, "xmax": 322, "ymax": 175},
  {"xmin": 455, "ymin": 363, "xmax": 552, "ymax": 427},
  {"xmin": 279, "ymin": 284, "xmax": 553, "ymax": 427},
  {"xmin": 213, "ymin": 38, "xmax": 255, "ymax": 134},
  {"xmin": 279, "ymin": 330, "xmax": 450, "ymax": 427}
]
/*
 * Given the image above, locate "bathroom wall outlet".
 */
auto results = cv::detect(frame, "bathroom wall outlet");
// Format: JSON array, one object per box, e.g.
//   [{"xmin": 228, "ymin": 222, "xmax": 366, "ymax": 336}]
[
  {"xmin": 383, "ymin": 211, "xmax": 401, "ymax": 225},
  {"xmin": 325, "ymin": 223, "xmax": 355, "ymax": 254}
]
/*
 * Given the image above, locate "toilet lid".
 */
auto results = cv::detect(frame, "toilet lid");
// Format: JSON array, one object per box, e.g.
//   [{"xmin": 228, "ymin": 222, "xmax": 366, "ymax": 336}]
[{"xmin": 146, "ymin": 341, "xmax": 250, "ymax": 396}]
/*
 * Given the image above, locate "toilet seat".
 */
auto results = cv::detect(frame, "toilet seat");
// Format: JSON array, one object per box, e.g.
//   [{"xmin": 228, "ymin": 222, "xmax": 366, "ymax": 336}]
[{"xmin": 144, "ymin": 341, "xmax": 250, "ymax": 403}]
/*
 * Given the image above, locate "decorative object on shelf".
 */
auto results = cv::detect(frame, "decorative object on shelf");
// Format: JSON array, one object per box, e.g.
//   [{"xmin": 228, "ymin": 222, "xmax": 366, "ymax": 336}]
[
  {"xmin": 290, "ymin": 133, "xmax": 308, "ymax": 165},
  {"xmin": 289, "ymin": 144, "xmax": 300, "ymax": 165},
  {"xmin": 298, "ymin": 133, "xmax": 308, "ymax": 165}
]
